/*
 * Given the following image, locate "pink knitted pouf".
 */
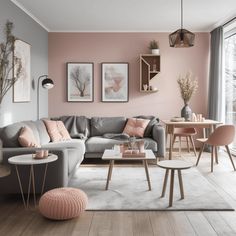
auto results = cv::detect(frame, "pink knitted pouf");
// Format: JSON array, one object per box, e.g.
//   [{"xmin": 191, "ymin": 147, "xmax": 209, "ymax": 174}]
[{"xmin": 39, "ymin": 187, "xmax": 88, "ymax": 220}]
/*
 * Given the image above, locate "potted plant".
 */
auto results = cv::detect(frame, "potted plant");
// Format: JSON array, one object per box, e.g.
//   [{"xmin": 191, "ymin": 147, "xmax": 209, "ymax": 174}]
[
  {"xmin": 149, "ymin": 40, "xmax": 160, "ymax": 55},
  {"xmin": 177, "ymin": 71, "xmax": 198, "ymax": 121}
]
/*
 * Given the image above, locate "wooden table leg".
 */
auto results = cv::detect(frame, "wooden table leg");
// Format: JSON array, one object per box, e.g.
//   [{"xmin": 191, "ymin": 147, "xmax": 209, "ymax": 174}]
[
  {"xmin": 169, "ymin": 133, "xmax": 173, "ymax": 160},
  {"xmin": 41, "ymin": 163, "xmax": 48, "ymax": 196},
  {"xmin": 31, "ymin": 165, "xmax": 36, "ymax": 207},
  {"xmin": 186, "ymin": 137, "xmax": 190, "ymax": 153},
  {"xmin": 161, "ymin": 169, "xmax": 169, "ymax": 197},
  {"xmin": 105, "ymin": 160, "xmax": 113, "ymax": 190},
  {"xmin": 203, "ymin": 128, "xmax": 206, "ymax": 139},
  {"xmin": 215, "ymin": 146, "xmax": 218, "ymax": 164},
  {"xmin": 211, "ymin": 146, "xmax": 214, "ymax": 172},
  {"xmin": 165, "ymin": 125, "xmax": 168, "ymax": 144},
  {"xmin": 190, "ymin": 136, "xmax": 197, "ymax": 157},
  {"xmin": 143, "ymin": 160, "xmax": 151, "ymax": 191},
  {"xmin": 15, "ymin": 165, "xmax": 26, "ymax": 208},
  {"xmin": 27, "ymin": 166, "xmax": 32, "ymax": 208},
  {"xmin": 169, "ymin": 169, "xmax": 175, "ymax": 207},
  {"xmin": 178, "ymin": 170, "xmax": 184, "ymax": 199},
  {"xmin": 109, "ymin": 160, "xmax": 114, "ymax": 180}
]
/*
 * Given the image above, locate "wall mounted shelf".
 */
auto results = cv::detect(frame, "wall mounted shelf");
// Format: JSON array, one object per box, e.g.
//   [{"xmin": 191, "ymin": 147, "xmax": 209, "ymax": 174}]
[{"xmin": 140, "ymin": 54, "xmax": 160, "ymax": 93}]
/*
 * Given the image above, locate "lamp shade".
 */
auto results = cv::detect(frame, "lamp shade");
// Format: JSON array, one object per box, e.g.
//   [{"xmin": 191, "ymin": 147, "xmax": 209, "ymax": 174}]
[
  {"xmin": 42, "ymin": 78, "xmax": 54, "ymax": 89},
  {"xmin": 169, "ymin": 29, "xmax": 195, "ymax": 48}
]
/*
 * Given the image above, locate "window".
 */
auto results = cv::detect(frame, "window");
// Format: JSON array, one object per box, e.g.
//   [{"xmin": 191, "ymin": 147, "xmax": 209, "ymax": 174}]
[{"xmin": 224, "ymin": 21, "xmax": 236, "ymax": 149}]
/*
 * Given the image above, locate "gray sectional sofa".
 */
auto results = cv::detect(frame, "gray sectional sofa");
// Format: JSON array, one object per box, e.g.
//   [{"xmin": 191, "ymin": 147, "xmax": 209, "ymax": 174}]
[{"xmin": 0, "ymin": 116, "xmax": 165, "ymax": 194}]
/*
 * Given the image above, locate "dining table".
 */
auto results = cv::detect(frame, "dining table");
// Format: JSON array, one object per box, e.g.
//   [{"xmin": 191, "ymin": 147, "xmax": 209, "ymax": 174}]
[{"xmin": 161, "ymin": 119, "xmax": 222, "ymax": 160}]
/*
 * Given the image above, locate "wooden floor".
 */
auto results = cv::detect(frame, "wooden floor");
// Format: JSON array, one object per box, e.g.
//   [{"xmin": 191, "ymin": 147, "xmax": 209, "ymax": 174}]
[{"xmin": 1, "ymin": 151, "xmax": 236, "ymax": 236}]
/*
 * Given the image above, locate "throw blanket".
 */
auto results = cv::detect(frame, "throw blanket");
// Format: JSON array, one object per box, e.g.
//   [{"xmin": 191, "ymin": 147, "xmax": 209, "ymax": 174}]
[
  {"xmin": 103, "ymin": 133, "xmax": 130, "ymax": 140},
  {"xmin": 53, "ymin": 116, "xmax": 89, "ymax": 140}
]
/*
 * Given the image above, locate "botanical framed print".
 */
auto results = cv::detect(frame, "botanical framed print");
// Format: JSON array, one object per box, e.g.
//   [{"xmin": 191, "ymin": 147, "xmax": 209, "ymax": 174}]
[
  {"xmin": 13, "ymin": 39, "xmax": 31, "ymax": 102},
  {"xmin": 101, "ymin": 63, "xmax": 129, "ymax": 102},
  {"xmin": 67, "ymin": 62, "xmax": 94, "ymax": 102}
]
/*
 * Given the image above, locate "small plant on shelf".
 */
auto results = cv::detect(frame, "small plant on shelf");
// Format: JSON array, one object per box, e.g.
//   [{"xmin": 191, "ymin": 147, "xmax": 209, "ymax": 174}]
[
  {"xmin": 148, "ymin": 40, "xmax": 159, "ymax": 49},
  {"xmin": 148, "ymin": 40, "xmax": 160, "ymax": 55}
]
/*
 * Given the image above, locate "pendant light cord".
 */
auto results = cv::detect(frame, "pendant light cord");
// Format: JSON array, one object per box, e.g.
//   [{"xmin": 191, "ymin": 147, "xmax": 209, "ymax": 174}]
[{"xmin": 181, "ymin": 0, "xmax": 183, "ymax": 29}]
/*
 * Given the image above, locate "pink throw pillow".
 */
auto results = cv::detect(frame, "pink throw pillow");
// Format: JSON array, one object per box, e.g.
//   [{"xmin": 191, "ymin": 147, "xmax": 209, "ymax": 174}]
[
  {"xmin": 44, "ymin": 120, "xmax": 71, "ymax": 142},
  {"xmin": 123, "ymin": 118, "xmax": 150, "ymax": 138},
  {"xmin": 57, "ymin": 121, "xmax": 71, "ymax": 140},
  {"xmin": 18, "ymin": 126, "xmax": 40, "ymax": 147}
]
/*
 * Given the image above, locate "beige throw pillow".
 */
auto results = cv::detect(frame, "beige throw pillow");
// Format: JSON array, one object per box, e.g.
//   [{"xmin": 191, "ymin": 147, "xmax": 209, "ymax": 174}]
[{"xmin": 18, "ymin": 126, "xmax": 40, "ymax": 147}]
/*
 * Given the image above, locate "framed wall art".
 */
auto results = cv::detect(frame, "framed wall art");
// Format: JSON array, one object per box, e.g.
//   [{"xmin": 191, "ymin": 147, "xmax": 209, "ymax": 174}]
[
  {"xmin": 101, "ymin": 63, "xmax": 129, "ymax": 102},
  {"xmin": 13, "ymin": 39, "xmax": 31, "ymax": 102},
  {"xmin": 67, "ymin": 62, "xmax": 94, "ymax": 102}
]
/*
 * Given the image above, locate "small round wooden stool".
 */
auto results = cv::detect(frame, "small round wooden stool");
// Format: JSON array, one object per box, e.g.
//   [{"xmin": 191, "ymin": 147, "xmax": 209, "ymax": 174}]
[{"xmin": 157, "ymin": 160, "xmax": 192, "ymax": 207}]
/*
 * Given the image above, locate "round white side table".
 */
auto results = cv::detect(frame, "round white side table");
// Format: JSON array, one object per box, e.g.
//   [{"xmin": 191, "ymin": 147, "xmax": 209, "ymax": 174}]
[
  {"xmin": 8, "ymin": 154, "xmax": 58, "ymax": 209},
  {"xmin": 157, "ymin": 160, "xmax": 192, "ymax": 207}
]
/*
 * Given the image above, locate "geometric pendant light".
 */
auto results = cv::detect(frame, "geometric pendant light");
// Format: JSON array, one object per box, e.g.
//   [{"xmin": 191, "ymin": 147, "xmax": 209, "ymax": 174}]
[{"xmin": 169, "ymin": 0, "xmax": 195, "ymax": 47}]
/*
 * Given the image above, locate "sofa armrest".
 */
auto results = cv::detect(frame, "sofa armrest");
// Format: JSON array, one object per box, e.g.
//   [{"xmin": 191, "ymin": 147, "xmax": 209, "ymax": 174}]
[{"xmin": 152, "ymin": 124, "xmax": 165, "ymax": 158}]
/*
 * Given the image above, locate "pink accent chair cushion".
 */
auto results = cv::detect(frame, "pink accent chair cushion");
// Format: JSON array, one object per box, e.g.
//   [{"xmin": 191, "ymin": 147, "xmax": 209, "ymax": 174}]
[
  {"xmin": 123, "ymin": 118, "xmax": 150, "ymax": 138},
  {"xmin": 18, "ymin": 126, "xmax": 40, "ymax": 147},
  {"xmin": 43, "ymin": 120, "xmax": 71, "ymax": 142},
  {"xmin": 39, "ymin": 187, "xmax": 88, "ymax": 220}
]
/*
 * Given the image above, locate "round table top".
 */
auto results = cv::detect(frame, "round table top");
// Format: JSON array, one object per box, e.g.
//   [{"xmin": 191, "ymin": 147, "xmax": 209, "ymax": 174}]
[
  {"xmin": 8, "ymin": 154, "xmax": 58, "ymax": 165},
  {"xmin": 157, "ymin": 160, "xmax": 192, "ymax": 170}
]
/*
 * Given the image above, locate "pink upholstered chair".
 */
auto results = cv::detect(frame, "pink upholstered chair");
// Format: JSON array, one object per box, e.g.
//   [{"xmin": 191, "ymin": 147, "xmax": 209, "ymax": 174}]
[
  {"xmin": 172, "ymin": 128, "xmax": 197, "ymax": 156},
  {"xmin": 196, "ymin": 125, "xmax": 236, "ymax": 172}
]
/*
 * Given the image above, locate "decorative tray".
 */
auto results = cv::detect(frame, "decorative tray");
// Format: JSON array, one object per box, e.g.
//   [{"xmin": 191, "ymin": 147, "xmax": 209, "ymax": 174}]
[{"xmin": 122, "ymin": 151, "xmax": 146, "ymax": 158}]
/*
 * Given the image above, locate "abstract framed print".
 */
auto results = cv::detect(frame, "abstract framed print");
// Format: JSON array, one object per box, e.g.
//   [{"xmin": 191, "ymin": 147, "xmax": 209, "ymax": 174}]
[{"xmin": 101, "ymin": 63, "xmax": 129, "ymax": 102}]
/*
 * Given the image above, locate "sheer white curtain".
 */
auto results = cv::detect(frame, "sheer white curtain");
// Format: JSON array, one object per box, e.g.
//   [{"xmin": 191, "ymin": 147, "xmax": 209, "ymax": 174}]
[{"xmin": 224, "ymin": 22, "xmax": 236, "ymax": 150}]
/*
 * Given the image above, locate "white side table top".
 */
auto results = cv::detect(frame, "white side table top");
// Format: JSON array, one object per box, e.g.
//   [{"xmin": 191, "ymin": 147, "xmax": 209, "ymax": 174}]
[
  {"xmin": 157, "ymin": 160, "xmax": 192, "ymax": 170},
  {"xmin": 8, "ymin": 154, "xmax": 58, "ymax": 165},
  {"xmin": 102, "ymin": 149, "xmax": 156, "ymax": 160}
]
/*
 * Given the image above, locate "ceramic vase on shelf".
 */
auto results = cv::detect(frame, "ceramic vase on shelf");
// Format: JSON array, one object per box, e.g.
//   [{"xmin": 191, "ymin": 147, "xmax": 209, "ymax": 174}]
[{"xmin": 181, "ymin": 103, "xmax": 192, "ymax": 121}]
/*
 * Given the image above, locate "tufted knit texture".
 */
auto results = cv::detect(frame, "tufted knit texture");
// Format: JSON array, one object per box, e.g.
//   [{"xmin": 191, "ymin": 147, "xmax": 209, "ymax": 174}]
[{"xmin": 39, "ymin": 187, "xmax": 88, "ymax": 220}]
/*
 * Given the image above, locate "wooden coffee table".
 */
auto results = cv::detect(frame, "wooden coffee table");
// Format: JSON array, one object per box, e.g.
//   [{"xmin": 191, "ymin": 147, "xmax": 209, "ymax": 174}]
[
  {"xmin": 102, "ymin": 149, "xmax": 156, "ymax": 191},
  {"xmin": 157, "ymin": 160, "xmax": 192, "ymax": 207}
]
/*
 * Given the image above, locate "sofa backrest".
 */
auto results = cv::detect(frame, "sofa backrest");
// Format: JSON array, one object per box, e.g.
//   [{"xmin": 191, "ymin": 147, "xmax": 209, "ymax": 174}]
[
  {"xmin": 54, "ymin": 116, "xmax": 91, "ymax": 138},
  {"xmin": 91, "ymin": 117, "xmax": 127, "ymax": 136},
  {"xmin": 0, "ymin": 120, "xmax": 50, "ymax": 147}
]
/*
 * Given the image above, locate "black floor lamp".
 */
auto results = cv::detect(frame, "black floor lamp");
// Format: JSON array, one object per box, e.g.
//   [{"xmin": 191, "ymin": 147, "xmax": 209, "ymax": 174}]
[{"xmin": 37, "ymin": 75, "xmax": 54, "ymax": 120}]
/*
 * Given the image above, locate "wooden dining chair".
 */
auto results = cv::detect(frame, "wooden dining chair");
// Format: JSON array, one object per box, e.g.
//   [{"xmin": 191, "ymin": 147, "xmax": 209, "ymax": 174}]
[
  {"xmin": 172, "ymin": 127, "xmax": 197, "ymax": 157},
  {"xmin": 196, "ymin": 125, "xmax": 236, "ymax": 172}
]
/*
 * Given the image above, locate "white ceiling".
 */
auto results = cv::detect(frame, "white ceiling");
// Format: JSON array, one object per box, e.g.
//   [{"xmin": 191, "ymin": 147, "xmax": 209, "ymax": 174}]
[{"xmin": 12, "ymin": 0, "xmax": 236, "ymax": 32}]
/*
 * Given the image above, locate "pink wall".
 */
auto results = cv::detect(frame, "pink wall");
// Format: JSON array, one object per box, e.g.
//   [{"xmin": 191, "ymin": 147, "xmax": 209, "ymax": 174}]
[{"xmin": 48, "ymin": 33, "xmax": 210, "ymax": 120}]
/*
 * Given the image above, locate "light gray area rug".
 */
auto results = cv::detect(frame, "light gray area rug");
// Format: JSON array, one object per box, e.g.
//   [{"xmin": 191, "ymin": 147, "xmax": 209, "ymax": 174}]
[{"xmin": 69, "ymin": 166, "xmax": 233, "ymax": 211}]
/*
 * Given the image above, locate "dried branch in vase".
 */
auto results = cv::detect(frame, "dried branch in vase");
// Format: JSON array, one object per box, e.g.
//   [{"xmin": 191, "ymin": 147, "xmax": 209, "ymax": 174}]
[
  {"xmin": 0, "ymin": 21, "xmax": 22, "ymax": 104},
  {"xmin": 177, "ymin": 71, "xmax": 198, "ymax": 105}
]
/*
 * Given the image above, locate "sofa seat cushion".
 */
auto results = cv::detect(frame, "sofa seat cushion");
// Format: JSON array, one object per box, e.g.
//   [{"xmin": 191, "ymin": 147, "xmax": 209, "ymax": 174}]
[{"xmin": 85, "ymin": 136, "xmax": 157, "ymax": 153}]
